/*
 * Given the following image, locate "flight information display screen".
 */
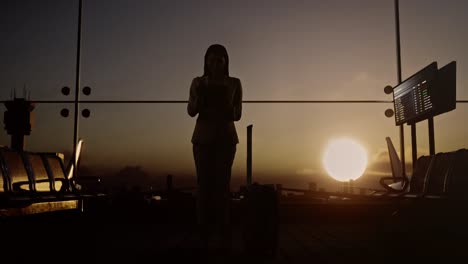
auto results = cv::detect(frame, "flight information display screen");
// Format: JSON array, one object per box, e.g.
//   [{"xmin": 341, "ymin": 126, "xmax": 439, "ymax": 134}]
[{"xmin": 393, "ymin": 62, "xmax": 438, "ymax": 125}]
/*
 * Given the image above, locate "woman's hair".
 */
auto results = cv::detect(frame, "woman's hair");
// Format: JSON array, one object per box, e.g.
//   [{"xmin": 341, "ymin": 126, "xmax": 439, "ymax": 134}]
[{"xmin": 203, "ymin": 44, "xmax": 229, "ymax": 77}]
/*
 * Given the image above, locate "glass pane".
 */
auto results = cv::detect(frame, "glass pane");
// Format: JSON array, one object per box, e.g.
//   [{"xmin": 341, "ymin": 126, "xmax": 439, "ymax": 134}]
[
  {"xmin": 400, "ymin": 0, "xmax": 468, "ymax": 99},
  {"xmin": 0, "ymin": 103, "xmax": 74, "ymax": 157},
  {"xmin": 80, "ymin": 0, "xmax": 396, "ymax": 100},
  {"xmin": 2, "ymin": 1, "xmax": 467, "ymax": 197},
  {"xmin": 76, "ymin": 103, "xmax": 404, "ymax": 193},
  {"xmin": 2, "ymin": 1, "xmax": 396, "ymax": 101},
  {"xmin": 0, "ymin": 1, "xmax": 77, "ymax": 101}
]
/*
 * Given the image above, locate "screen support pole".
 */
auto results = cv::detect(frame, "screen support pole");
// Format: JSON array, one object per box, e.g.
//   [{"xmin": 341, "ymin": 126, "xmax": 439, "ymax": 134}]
[
  {"xmin": 247, "ymin": 124, "xmax": 253, "ymax": 186},
  {"xmin": 428, "ymin": 117, "xmax": 435, "ymax": 155},
  {"xmin": 411, "ymin": 123, "xmax": 417, "ymax": 169},
  {"xmin": 395, "ymin": 0, "xmax": 406, "ymax": 178}
]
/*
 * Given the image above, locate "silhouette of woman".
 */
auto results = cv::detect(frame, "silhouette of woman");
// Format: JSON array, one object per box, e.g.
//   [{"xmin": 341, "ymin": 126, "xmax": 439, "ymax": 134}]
[{"xmin": 187, "ymin": 44, "xmax": 242, "ymax": 249}]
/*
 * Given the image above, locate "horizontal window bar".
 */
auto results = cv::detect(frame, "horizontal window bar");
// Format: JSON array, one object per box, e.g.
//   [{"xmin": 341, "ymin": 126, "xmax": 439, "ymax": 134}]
[{"xmin": 1, "ymin": 100, "xmax": 468, "ymax": 104}]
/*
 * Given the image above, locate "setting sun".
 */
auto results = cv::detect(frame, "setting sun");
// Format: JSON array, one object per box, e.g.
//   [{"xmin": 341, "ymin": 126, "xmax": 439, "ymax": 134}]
[{"xmin": 323, "ymin": 138, "xmax": 368, "ymax": 182}]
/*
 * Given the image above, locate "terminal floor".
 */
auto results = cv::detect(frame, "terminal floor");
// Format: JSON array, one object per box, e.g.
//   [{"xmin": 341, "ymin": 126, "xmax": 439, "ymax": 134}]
[{"xmin": 1, "ymin": 199, "xmax": 467, "ymax": 263}]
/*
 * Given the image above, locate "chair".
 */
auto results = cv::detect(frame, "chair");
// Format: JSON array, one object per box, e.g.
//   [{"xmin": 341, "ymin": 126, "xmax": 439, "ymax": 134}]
[
  {"xmin": 0, "ymin": 139, "xmax": 89, "ymax": 214},
  {"xmin": 0, "ymin": 148, "xmax": 33, "ymax": 193},
  {"xmin": 445, "ymin": 149, "xmax": 468, "ymax": 199},
  {"xmin": 376, "ymin": 137, "xmax": 468, "ymax": 200},
  {"xmin": 25, "ymin": 152, "xmax": 53, "ymax": 192}
]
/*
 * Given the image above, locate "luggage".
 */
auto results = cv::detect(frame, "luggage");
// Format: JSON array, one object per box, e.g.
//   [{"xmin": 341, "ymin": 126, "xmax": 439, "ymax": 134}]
[{"xmin": 240, "ymin": 183, "xmax": 279, "ymax": 257}]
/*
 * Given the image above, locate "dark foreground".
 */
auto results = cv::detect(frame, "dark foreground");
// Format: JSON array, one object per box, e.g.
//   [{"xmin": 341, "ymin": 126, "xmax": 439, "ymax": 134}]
[{"xmin": 2, "ymin": 195, "xmax": 468, "ymax": 264}]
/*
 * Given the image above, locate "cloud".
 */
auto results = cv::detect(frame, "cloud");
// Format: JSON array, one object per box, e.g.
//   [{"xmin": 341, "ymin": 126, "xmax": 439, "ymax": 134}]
[
  {"xmin": 322, "ymin": 71, "xmax": 382, "ymax": 99},
  {"xmin": 353, "ymin": 72, "xmax": 371, "ymax": 82},
  {"xmin": 295, "ymin": 168, "xmax": 322, "ymax": 175}
]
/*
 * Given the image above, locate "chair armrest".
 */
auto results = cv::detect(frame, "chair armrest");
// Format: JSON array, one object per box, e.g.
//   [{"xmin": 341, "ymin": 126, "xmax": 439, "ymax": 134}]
[
  {"xmin": 12, "ymin": 181, "xmax": 31, "ymax": 192},
  {"xmin": 379, "ymin": 176, "xmax": 409, "ymax": 193}
]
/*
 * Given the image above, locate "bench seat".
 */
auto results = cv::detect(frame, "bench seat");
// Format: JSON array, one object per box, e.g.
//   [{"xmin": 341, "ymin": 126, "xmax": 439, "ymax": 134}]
[{"xmin": 0, "ymin": 141, "xmax": 106, "ymax": 215}]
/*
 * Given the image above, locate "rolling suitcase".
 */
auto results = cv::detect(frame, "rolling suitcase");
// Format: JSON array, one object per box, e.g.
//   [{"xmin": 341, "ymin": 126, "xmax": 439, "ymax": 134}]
[{"xmin": 241, "ymin": 183, "xmax": 279, "ymax": 257}]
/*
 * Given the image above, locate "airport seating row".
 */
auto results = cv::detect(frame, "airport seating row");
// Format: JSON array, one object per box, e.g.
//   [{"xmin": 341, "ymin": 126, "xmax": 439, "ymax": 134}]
[
  {"xmin": 0, "ymin": 141, "xmax": 105, "ymax": 215},
  {"xmin": 376, "ymin": 148, "xmax": 468, "ymax": 200}
]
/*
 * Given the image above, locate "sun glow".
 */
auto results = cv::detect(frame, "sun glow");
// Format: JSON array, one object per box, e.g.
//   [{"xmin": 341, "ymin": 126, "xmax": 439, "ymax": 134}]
[{"xmin": 323, "ymin": 138, "xmax": 368, "ymax": 182}]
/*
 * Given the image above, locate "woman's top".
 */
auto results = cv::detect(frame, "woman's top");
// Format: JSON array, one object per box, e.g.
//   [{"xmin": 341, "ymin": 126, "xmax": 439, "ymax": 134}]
[{"xmin": 187, "ymin": 76, "xmax": 242, "ymax": 144}]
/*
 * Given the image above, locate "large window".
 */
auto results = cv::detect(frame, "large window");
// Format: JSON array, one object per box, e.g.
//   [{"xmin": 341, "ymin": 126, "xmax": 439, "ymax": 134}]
[{"xmin": 1, "ymin": 1, "xmax": 467, "ymax": 192}]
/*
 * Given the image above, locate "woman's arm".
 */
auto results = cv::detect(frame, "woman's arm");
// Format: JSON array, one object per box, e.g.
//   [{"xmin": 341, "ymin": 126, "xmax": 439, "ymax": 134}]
[
  {"xmin": 187, "ymin": 78, "xmax": 199, "ymax": 117},
  {"xmin": 232, "ymin": 78, "xmax": 242, "ymax": 121}
]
